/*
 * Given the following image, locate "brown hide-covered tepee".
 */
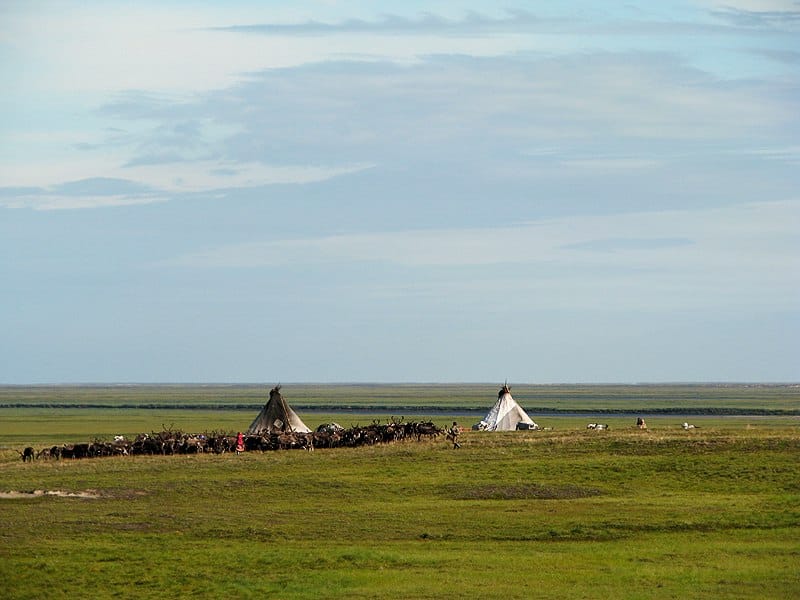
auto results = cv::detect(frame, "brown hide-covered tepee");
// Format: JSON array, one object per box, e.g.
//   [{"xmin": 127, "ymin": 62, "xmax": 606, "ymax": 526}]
[{"xmin": 247, "ymin": 385, "xmax": 311, "ymax": 434}]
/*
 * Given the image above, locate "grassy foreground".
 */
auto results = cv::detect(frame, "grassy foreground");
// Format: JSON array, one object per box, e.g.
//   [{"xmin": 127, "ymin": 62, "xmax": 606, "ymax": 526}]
[{"xmin": 1, "ymin": 420, "xmax": 798, "ymax": 599}]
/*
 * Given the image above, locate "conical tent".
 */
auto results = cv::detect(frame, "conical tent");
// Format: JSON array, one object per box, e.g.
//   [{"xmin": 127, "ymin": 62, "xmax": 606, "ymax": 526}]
[
  {"xmin": 247, "ymin": 385, "xmax": 311, "ymax": 434},
  {"xmin": 479, "ymin": 384, "xmax": 536, "ymax": 431}
]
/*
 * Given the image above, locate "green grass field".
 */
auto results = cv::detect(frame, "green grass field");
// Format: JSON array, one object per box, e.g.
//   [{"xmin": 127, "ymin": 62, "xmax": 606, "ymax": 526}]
[
  {"xmin": 1, "ymin": 386, "xmax": 798, "ymax": 599},
  {"xmin": 2, "ymin": 383, "xmax": 798, "ymax": 413}
]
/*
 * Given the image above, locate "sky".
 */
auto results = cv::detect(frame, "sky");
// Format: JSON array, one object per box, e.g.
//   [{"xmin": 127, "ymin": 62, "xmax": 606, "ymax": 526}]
[{"xmin": 1, "ymin": 0, "xmax": 798, "ymax": 384}]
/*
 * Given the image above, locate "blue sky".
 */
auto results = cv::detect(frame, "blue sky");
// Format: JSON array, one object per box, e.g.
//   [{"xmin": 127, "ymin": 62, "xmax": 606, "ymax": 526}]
[{"xmin": 1, "ymin": 0, "xmax": 798, "ymax": 383}]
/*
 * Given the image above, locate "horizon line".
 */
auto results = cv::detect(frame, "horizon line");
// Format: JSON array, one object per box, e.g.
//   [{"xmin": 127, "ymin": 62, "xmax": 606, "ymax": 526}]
[{"xmin": 1, "ymin": 381, "xmax": 798, "ymax": 387}]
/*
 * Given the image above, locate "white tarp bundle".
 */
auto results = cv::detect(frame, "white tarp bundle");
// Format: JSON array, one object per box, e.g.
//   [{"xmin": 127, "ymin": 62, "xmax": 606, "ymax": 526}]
[{"xmin": 480, "ymin": 384, "xmax": 537, "ymax": 431}]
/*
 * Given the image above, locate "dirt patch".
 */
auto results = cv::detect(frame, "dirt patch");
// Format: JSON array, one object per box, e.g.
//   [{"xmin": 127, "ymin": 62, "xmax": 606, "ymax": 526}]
[
  {"xmin": 449, "ymin": 483, "xmax": 602, "ymax": 500},
  {"xmin": 0, "ymin": 489, "xmax": 101, "ymax": 499}
]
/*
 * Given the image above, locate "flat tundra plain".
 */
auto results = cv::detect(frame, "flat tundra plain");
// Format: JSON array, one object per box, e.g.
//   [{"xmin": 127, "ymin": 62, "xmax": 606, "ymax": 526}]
[{"xmin": 0, "ymin": 384, "xmax": 798, "ymax": 599}]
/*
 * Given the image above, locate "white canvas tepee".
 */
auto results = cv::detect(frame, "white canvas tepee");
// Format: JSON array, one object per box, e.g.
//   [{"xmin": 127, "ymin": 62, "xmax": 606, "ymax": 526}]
[
  {"xmin": 247, "ymin": 385, "xmax": 311, "ymax": 434},
  {"xmin": 477, "ymin": 384, "xmax": 537, "ymax": 431}
]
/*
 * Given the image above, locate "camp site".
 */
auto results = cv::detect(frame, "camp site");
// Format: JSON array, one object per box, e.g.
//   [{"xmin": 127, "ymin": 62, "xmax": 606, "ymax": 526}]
[
  {"xmin": 3, "ymin": 4, "xmax": 799, "ymax": 597},
  {"xmin": 1, "ymin": 383, "xmax": 798, "ymax": 599}
]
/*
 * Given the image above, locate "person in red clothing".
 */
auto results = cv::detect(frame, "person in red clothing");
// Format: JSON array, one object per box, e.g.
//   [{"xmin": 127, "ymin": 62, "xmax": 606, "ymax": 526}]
[{"xmin": 236, "ymin": 431, "xmax": 245, "ymax": 454}]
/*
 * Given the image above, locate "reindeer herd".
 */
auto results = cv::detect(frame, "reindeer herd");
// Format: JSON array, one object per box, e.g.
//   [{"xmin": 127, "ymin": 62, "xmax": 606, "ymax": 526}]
[{"xmin": 15, "ymin": 419, "xmax": 445, "ymax": 462}]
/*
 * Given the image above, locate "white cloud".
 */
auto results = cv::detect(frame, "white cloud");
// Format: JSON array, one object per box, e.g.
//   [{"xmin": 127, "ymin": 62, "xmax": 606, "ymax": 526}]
[
  {"xmin": 121, "ymin": 160, "xmax": 372, "ymax": 193},
  {"xmin": 736, "ymin": 145, "xmax": 800, "ymax": 165},
  {"xmin": 697, "ymin": 0, "xmax": 800, "ymax": 12},
  {"xmin": 0, "ymin": 158, "xmax": 372, "ymax": 210},
  {"xmin": 112, "ymin": 53, "xmax": 791, "ymax": 173},
  {"xmin": 559, "ymin": 158, "xmax": 662, "ymax": 170},
  {"xmin": 0, "ymin": 193, "xmax": 167, "ymax": 211},
  {"xmin": 163, "ymin": 199, "xmax": 798, "ymax": 267},
  {"xmin": 4, "ymin": 5, "xmax": 796, "ymax": 216},
  {"xmin": 11, "ymin": 2, "xmax": 787, "ymax": 101},
  {"xmin": 1, "ymin": 5, "xmax": 568, "ymax": 96},
  {"xmin": 160, "ymin": 199, "xmax": 799, "ymax": 311},
  {"xmin": 3, "ymin": 5, "xmax": 312, "ymax": 93}
]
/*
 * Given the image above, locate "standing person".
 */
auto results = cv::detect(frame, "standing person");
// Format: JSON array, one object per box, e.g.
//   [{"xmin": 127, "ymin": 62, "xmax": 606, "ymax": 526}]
[
  {"xmin": 236, "ymin": 431, "xmax": 245, "ymax": 454},
  {"xmin": 448, "ymin": 421, "xmax": 461, "ymax": 449}
]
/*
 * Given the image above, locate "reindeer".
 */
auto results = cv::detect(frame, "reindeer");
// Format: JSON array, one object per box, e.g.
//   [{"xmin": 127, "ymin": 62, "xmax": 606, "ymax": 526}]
[
  {"xmin": 275, "ymin": 432, "xmax": 297, "ymax": 450},
  {"xmin": 296, "ymin": 432, "xmax": 314, "ymax": 452},
  {"xmin": 411, "ymin": 421, "xmax": 443, "ymax": 441},
  {"xmin": 586, "ymin": 423, "xmax": 609, "ymax": 430}
]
